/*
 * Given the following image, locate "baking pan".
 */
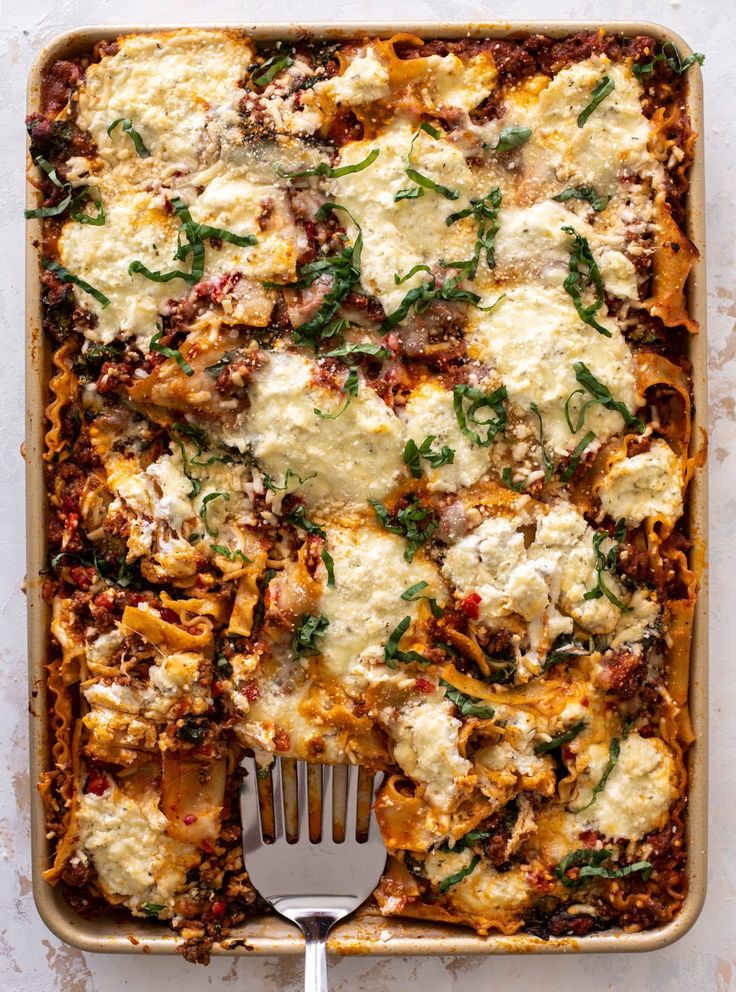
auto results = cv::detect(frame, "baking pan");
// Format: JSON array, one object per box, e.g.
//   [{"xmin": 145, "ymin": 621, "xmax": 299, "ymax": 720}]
[{"xmin": 25, "ymin": 20, "xmax": 708, "ymax": 957}]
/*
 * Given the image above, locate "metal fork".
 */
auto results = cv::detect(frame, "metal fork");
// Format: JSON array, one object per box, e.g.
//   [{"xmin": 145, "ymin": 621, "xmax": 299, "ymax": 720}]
[{"xmin": 241, "ymin": 757, "xmax": 387, "ymax": 992}]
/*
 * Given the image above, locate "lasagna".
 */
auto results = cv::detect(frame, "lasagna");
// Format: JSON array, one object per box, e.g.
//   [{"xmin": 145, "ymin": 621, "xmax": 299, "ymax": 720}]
[{"xmin": 28, "ymin": 28, "xmax": 704, "ymax": 961}]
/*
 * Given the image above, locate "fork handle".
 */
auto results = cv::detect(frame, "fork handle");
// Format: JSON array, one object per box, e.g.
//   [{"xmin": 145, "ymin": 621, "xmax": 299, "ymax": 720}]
[
  {"xmin": 304, "ymin": 933, "xmax": 328, "ymax": 992},
  {"xmin": 299, "ymin": 914, "xmax": 336, "ymax": 992}
]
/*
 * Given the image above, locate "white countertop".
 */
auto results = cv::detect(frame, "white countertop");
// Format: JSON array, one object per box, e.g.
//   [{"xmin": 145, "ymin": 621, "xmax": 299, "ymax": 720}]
[{"xmin": 1, "ymin": 0, "xmax": 734, "ymax": 988}]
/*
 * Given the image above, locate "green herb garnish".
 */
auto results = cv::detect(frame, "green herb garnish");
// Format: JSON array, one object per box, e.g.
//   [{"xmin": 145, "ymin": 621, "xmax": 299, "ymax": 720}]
[
  {"xmin": 370, "ymin": 496, "xmax": 437, "ymax": 563},
  {"xmin": 565, "ymin": 362, "xmax": 644, "ymax": 434},
  {"xmin": 149, "ymin": 328, "xmax": 193, "ymax": 376},
  {"xmin": 444, "ymin": 187, "xmax": 502, "ymax": 279},
  {"xmin": 453, "ymin": 384, "xmax": 508, "ymax": 448},
  {"xmin": 277, "ymin": 148, "xmax": 379, "ymax": 179},
  {"xmin": 199, "ymin": 491, "xmax": 230, "ymax": 537},
  {"xmin": 577, "ymin": 76, "xmax": 615, "ymax": 128},
  {"xmin": 251, "ymin": 52, "xmax": 295, "ymax": 89},
  {"xmin": 141, "ymin": 902, "xmax": 165, "ymax": 917},
  {"xmin": 530, "ymin": 402, "xmax": 554, "ymax": 482},
  {"xmin": 314, "ymin": 367, "xmax": 359, "ymax": 419},
  {"xmin": 384, "ymin": 616, "xmax": 433, "ymax": 668},
  {"xmin": 568, "ymin": 724, "xmax": 630, "ymax": 814},
  {"xmin": 438, "ymin": 854, "xmax": 481, "ymax": 893},
  {"xmin": 553, "ymin": 186, "xmax": 610, "ymax": 213},
  {"xmin": 493, "ymin": 125, "xmax": 532, "ymax": 152},
  {"xmin": 556, "ymin": 848, "xmax": 652, "ymax": 889},
  {"xmin": 403, "ymin": 435, "xmax": 455, "ymax": 479},
  {"xmin": 41, "ymin": 258, "xmax": 110, "ymax": 308},
  {"xmin": 292, "ymin": 613, "xmax": 330, "ymax": 656},
  {"xmin": 583, "ymin": 521, "xmax": 632, "ymax": 612},
  {"xmin": 633, "ymin": 42, "xmax": 704, "ymax": 78},
  {"xmin": 322, "ymin": 342, "xmax": 391, "ymax": 360},
  {"xmin": 210, "ymin": 545, "xmax": 253, "ymax": 565},
  {"xmin": 401, "ymin": 580, "xmax": 444, "ymax": 618},
  {"xmin": 561, "ymin": 225, "xmax": 611, "ymax": 337},
  {"xmin": 501, "ymin": 467, "xmax": 526, "ymax": 493},
  {"xmin": 440, "ymin": 678, "xmax": 494, "ymax": 719},
  {"xmin": 534, "ymin": 720, "xmax": 586, "ymax": 756},
  {"xmin": 396, "ymin": 122, "xmax": 460, "ymax": 202},
  {"xmin": 284, "ymin": 505, "xmax": 335, "ymax": 588},
  {"xmin": 561, "ymin": 430, "xmax": 596, "ymax": 481},
  {"xmin": 263, "ymin": 468, "xmax": 317, "ymax": 492},
  {"xmin": 107, "ymin": 118, "xmax": 151, "ymax": 157}
]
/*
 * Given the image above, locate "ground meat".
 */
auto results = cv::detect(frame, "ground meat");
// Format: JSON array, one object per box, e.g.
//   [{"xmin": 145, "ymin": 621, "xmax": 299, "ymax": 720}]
[
  {"xmin": 546, "ymin": 911, "xmax": 599, "ymax": 937},
  {"xmin": 617, "ymin": 543, "xmax": 655, "ymax": 585},
  {"xmin": 597, "ymin": 647, "xmax": 647, "ymax": 697},
  {"xmin": 179, "ymin": 936, "xmax": 213, "ymax": 966},
  {"xmin": 328, "ymin": 110, "xmax": 363, "ymax": 146},
  {"xmin": 42, "ymin": 60, "xmax": 82, "ymax": 116}
]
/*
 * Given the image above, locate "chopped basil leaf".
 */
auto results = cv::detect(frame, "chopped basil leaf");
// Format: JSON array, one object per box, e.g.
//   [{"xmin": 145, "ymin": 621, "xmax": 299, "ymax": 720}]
[
  {"xmin": 542, "ymin": 634, "xmax": 590, "ymax": 672},
  {"xmin": 493, "ymin": 125, "xmax": 532, "ymax": 153},
  {"xmin": 633, "ymin": 42, "xmax": 704, "ymax": 78},
  {"xmin": 382, "ymin": 270, "xmax": 500, "ymax": 328},
  {"xmin": 440, "ymin": 678, "xmax": 494, "ymax": 719},
  {"xmin": 263, "ymin": 468, "xmax": 317, "ymax": 491},
  {"xmin": 205, "ymin": 350, "xmax": 241, "ymax": 378},
  {"xmin": 553, "ymin": 186, "xmax": 610, "ymax": 213},
  {"xmin": 577, "ymin": 76, "xmax": 615, "ymax": 128},
  {"xmin": 199, "ymin": 491, "xmax": 230, "ymax": 537},
  {"xmin": 322, "ymin": 342, "xmax": 390, "ymax": 360},
  {"xmin": 568, "ymin": 724, "xmax": 630, "ymax": 814},
  {"xmin": 251, "ymin": 53, "xmax": 295, "ymax": 89},
  {"xmin": 128, "ymin": 259, "xmax": 193, "ymax": 284},
  {"xmin": 292, "ymin": 613, "xmax": 329, "ymax": 656},
  {"xmin": 561, "ymin": 430, "xmax": 596, "ymax": 481},
  {"xmin": 561, "ymin": 225, "xmax": 611, "ymax": 337},
  {"xmin": 567, "ymin": 362, "xmax": 644, "ymax": 433},
  {"xmin": 277, "ymin": 147, "xmax": 379, "ymax": 179},
  {"xmin": 256, "ymin": 765, "xmax": 270, "ymax": 780},
  {"xmin": 403, "ymin": 122, "xmax": 460, "ymax": 201},
  {"xmin": 501, "ymin": 467, "xmax": 526, "ymax": 493},
  {"xmin": 556, "ymin": 848, "xmax": 652, "ymax": 889},
  {"xmin": 444, "ymin": 187, "xmax": 502, "ymax": 279},
  {"xmin": 394, "ymin": 263, "xmax": 433, "ymax": 285},
  {"xmin": 314, "ymin": 366, "xmax": 359, "ymax": 419},
  {"xmin": 530, "ymin": 402, "xmax": 554, "ymax": 482},
  {"xmin": 393, "ymin": 186, "xmax": 425, "ymax": 202},
  {"xmin": 149, "ymin": 328, "xmax": 194, "ymax": 376},
  {"xmin": 70, "ymin": 185, "xmax": 106, "ymax": 225},
  {"xmin": 107, "ymin": 118, "xmax": 151, "ymax": 157},
  {"xmin": 141, "ymin": 902, "xmax": 165, "ymax": 917},
  {"xmin": 41, "ymin": 258, "xmax": 110, "ymax": 308},
  {"xmin": 370, "ymin": 497, "xmax": 437, "ymax": 563},
  {"xmin": 582, "ymin": 524, "xmax": 632, "ymax": 612},
  {"xmin": 384, "ymin": 616, "xmax": 432, "ymax": 668},
  {"xmin": 400, "ymin": 580, "xmax": 444, "ymax": 618},
  {"xmin": 321, "ymin": 546, "xmax": 335, "ymax": 588},
  {"xmin": 534, "ymin": 720, "xmax": 586, "ymax": 756},
  {"xmin": 284, "ymin": 506, "xmax": 335, "ymax": 588},
  {"xmin": 210, "ymin": 544, "xmax": 253, "ymax": 564},
  {"xmin": 441, "ymin": 829, "xmax": 493, "ymax": 854},
  {"xmin": 438, "ymin": 854, "xmax": 481, "ymax": 893},
  {"xmin": 453, "ymin": 384, "xmax": 508, "ymax": 448},
  {"xmin": 403, "ymin": 435, "xmax": 455, "ymax": 479},
  {"xmin": 269, "ymin": 203, "xmax": 363, "ymax": 348}
]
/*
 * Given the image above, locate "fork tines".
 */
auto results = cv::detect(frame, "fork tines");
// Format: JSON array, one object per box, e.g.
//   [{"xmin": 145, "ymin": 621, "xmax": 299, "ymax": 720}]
[{"xmin": 242, "ymin": 756, "xmax": 379, "ymax": 849}]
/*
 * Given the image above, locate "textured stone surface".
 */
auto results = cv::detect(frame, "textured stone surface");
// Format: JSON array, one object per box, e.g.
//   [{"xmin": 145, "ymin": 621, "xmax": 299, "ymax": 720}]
[{"xmin": 1, "ymin": 0, "xmax": 733, "ymax": 988}]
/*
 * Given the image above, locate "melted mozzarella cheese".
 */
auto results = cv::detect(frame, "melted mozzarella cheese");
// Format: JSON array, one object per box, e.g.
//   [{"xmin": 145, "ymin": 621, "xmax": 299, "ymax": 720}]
[
  {"xmin": 493, "ymin": 199, "xmax": 639, "ymax": 301},
  {"xmin": 334, "ymin": 118, "xmax": 480, "ymax": 312},
  {"xmin": 58, "ymin": 189, "xmax": 181, "ymax": 345},
  {"xmin": 76, "ymin": 30, "xmax": 253, "ymax": 179},
  {"xmin": 222, "ymin": 351, "xmax": 405, "ymax": 508},
  {"xmin": 574, "ymin": 732, "xmax": 677, "ymax": 840},
  {"xmin": 442, "ymin": 500, "xmax": 625, "ymax": 646},
  {"xmin": 317, "ymin": 523, "xmax": 443, "ymax": 681},
  {"xmin": 320, "ymin": 47, "xmax": 391, "ymax": 105},
  {"xmin": 425, "ymin": 53, "xmax": 497, "ymax": 112},
  {"xmin": 423, "ymin": 850, "xmax": 533, "ymax": 919},
  {"xmin": 598, "ymin": 439, "xmax": 683, "ymax": 526},
  {"xmin": 467, "ymin": 284, "xmax": 638, "ymax": 454},
  {"xmin": 508, "ymin": 56, "xmax": 658, "ymax": 197},
  {"xmin": 392, "ymin": 692, "xmax": 472, "ymax": 810},
  {"xmin": 77, "ymin": 782, "xmax": 199, "ymax": 914},
  {"xmin": 402, "ymin": 381, "xmax": 491, "ymax": 492}
]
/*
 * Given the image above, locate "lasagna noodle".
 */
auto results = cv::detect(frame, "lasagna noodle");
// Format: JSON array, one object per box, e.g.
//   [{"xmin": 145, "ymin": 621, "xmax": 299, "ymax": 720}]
[{"xmin": 44, "ymin": 339, "xmax": 78, "ymax": 463}]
